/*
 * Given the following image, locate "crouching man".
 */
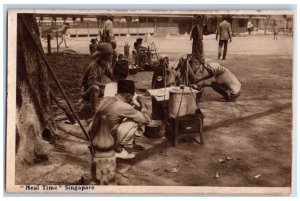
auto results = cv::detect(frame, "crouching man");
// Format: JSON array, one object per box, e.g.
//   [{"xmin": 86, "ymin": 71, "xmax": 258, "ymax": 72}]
[
  {"xmin": 88, "ymin": 80, "xmax": 151, "ymax": 159},
  {"xmin": 81, "ymin": 43, "xmax": 114, "ymax": 115},
  {"xmin": 197, "ymin": 62, "xmax": 241, "ymax": 101}
]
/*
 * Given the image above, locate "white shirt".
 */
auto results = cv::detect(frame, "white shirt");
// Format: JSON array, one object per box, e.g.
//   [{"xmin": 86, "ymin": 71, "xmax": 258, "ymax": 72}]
[
  {"xmin": 206, "ymin": 62, "xmax": 241, "ymax": 95},
  {"xmin": 104, "ymin": 82, "xmax": 117, "ymax": 97},
  {"xmin": 103, "ymin": 19, "xmax": 114, "ymax": 38}
]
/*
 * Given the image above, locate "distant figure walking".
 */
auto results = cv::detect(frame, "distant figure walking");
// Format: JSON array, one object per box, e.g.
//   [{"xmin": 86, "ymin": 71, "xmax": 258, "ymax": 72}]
[
  {"xmin": 55, "ymin": 23, "xmax": 70, "ymax": 48},
  {"xmin": 190, "ymin": 15, "xmax": 205, "ymax": 64},
  {"xmin": 273, "ymin": 24, "xmax": 279, "ymax": 40},
  {"xmin": 216, "ymin": 16, "xmax": 232, "ymax": 60},
  {"xmin": 247, "ymin": 20, "xmax": 254, "ymax": 35}
]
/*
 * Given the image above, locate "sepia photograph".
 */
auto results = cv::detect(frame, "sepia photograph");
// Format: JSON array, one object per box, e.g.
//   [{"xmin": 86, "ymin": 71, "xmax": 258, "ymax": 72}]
[{"xmin": 5, "ymin": 8, "xmax": 294, "ymax": 194}]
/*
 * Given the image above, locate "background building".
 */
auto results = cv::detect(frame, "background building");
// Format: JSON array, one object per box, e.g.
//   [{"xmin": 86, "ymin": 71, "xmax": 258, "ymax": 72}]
[{"xmin": 36, "ymin": 14, "xmax": 293, "ymax": 38}]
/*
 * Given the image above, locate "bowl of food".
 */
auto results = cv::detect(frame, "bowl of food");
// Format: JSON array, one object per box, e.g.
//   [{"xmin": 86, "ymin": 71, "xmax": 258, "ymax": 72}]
[{"xmin": 129, "ymin": 64, "xmax": 139, "ymax": 75}]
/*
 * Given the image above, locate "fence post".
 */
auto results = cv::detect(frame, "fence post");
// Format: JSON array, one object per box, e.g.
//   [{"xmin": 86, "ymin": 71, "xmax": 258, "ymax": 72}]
[
  {"xmin": 56, "ymin": 32, "xmax": 59, "ymax": 52},
  {"xmin": 87, "ymin": 20, "xmax": 90, "ymax": 38}
]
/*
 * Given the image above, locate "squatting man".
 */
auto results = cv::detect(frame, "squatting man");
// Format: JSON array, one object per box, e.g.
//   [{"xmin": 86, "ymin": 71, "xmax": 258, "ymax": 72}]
[
  {"xmin": 88, "ymin": 80, "xmax": 151, "ymax": 159},
  {"xmin": 177, "ymin": 57, "xmax": 241, "ymax": 102}
]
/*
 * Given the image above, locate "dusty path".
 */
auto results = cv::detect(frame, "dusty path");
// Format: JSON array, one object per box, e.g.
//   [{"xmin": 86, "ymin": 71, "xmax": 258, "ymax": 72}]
[
  {"xmin": 121, "ymin": 55, "xmax": 292, "ymax": 186},
  {"xmin": 16, "ymin": 35, "xmax": 293, "ymax": 187}
]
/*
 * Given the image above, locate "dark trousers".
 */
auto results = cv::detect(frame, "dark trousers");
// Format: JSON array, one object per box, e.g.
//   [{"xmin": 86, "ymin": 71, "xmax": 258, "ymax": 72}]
[
  {"xmin": 211, "ymin": 81, "xmax": 241, "ymax": 101},
  {"xmin": 218, "ymin": 40, "xmax": 228, "ymax": 59}
]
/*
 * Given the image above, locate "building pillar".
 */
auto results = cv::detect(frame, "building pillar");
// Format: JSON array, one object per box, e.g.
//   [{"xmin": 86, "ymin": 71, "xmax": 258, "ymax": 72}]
[{"xmin": 87, "ymin": 20, "xmax": 90, "ymax": 38}]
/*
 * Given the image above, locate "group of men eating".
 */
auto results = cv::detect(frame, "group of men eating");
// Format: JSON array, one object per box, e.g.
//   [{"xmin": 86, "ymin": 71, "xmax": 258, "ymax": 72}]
[
  {"xmin": 79, "ymin": 14, "xmax": 241, "ymax": 159},
  {"xmin": 81, "ymin": 42, "xmax": 150, "ymax": 159}
]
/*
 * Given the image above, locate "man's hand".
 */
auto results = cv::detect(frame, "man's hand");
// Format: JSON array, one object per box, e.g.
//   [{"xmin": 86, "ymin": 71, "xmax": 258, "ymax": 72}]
[
  {"xmin": 136, "ymin": 96, "xmax": 147, "ymax": 110},
  {"xmin": 95, "ymin": 81, "xmax": 106, "ymax": 87},
  {"xmin": 136, "ymin": 95, "xmax": 146, "ymax": 107},
  {"xmin": 131, "ymin": 94, "xmax": 141, "ymax": 108}
]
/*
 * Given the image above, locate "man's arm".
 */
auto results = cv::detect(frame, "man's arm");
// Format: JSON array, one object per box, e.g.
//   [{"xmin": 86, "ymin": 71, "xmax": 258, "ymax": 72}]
[
  {"xmin": 228, "ymin": 23, "xmax": 232, "ymax": 42},
  {"xmin": 186, "ymin": 62, "xmax": 201, "ymax": 84},
  {"xmin": 196, "ymin": 73, "xmax": 214, "ymax": 84},
  {"xmin": 120, "ymin": 102, "xmax": 151, "ymax": 125},
  {"xmin": 216, "ymin": 25, "xmax": 220, "ymax": 41},
  {"xmin": 196, "ymin": 67, "xmax": 214, "ymax": 83},
  {"xmin": 87, "ymin": 64, "xmax": 106, "ymax": 87},
  {"xmin": 105, "ymin": 65, "xmax": 114, "ymax": 80},
  {"xmin": 190, "ymin": 25, "xmax": 194, "ymax": 41}
]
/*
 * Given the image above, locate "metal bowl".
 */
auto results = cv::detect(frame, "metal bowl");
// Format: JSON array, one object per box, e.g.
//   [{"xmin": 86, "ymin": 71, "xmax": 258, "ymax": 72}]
[{"xmin": 144, "ymin": 120, "xmax": 165, "ymax": 138}]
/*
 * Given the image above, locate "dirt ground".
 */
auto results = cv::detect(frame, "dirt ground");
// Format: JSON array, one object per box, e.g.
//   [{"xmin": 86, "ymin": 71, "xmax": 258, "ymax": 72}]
[{"xmin": 16, "ymin": 34, "xmax": 293, "ymax": 187}]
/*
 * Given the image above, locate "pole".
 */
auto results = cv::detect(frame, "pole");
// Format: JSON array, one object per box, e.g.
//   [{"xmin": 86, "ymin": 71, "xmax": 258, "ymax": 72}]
[
  {"xmin": 47, "ymin": 34, "xmax": 51, "ymax": 54},
  {"xmin": 20, "ymin": 17, "xmax": 94, "ymax": 154},
  {"xmin": 49, "ymin": 90, "xmax": 75, "ymax": 124},
  {"xmin": 146, "ymin": 17, "xmax": 148, "ymax": 35},
  {"xmin": 56, "ymin": 32, "xmax": 59, "ymax": 52},
  {"xmin": 87, "ymin": 20, "xmax": 90, "ymax": 38}
]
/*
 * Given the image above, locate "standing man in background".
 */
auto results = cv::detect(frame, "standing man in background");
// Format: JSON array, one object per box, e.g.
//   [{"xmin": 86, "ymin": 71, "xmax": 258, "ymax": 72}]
[
  {"xmin": 190, "ymin": 15, "xmax": 205, "ymax": 64},
  {"xmin": 102, "ymin": 15, "xmax": 114, "ymax": 42},
  {"xmin": 216, "ymin": 15, "xmax": 232, "ymax": 60},
  {"xmin": 247, "ymin": 20, "xmax": 254, "ymax": 35},
  {"xmin": 273, "ymin": 24, "xmax": 279, "ymax": 40}
]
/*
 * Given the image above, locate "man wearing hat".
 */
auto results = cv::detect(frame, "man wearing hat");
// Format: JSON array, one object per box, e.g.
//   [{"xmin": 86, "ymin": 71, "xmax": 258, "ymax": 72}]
[
  {"xmin": 216, "ymin": 15, "xmax": 232, "ymax": 60},
  {"xmin": 196, "ymin": 62, "xmax": 241, "ymax": 101},
  {"xmin": 135, "ymin": 38, "xmax": 147, "ymax": 51},
  {"xmin": 132, "ymin": 38, "xmax": 148, "ymax": 66},
  {"xmin": 89, "ymin": 80, "xmax": 151, "ymax": 159},
  {"xmin": 81, "ymin": 43, "xmax": 114, "ymax": 114},
  {"xmin": 190, "ymin": 15, "xmax": 205, "ymax": 64}
]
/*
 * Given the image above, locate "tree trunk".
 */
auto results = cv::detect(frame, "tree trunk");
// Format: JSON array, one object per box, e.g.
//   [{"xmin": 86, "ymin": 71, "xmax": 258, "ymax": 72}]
[{"xmin": 16, "ymin": 14, "xmax": 56, "ymax": 165}]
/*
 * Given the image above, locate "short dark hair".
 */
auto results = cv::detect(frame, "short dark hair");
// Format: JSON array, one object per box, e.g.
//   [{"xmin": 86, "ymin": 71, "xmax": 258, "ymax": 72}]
[
  {"xmin": 108, "ymin": 15, "xmax": 113, "ymax": 21},
  {"xmin": 223, "ymin": 15, "xmax": 231, "ymax": 21},
  {"xmin": 134, "ymin": 41, "xmax": 140, "ymax": 48},
  {"xmin": 136, "ymin": 38, "xmax": 143, "ymax": 43}
]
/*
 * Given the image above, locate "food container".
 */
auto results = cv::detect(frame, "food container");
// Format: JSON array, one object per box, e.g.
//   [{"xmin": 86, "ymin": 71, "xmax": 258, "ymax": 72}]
[
  {"xmin": 144, "ymin": 120, "xmax": 165, "ymax": 138},
  {"xmin": 129, "ymin": 64, "xmax": 139, "ymax": 75},
  {"xmin": 168, "ymin": 86, "xmax": 198, "ymax": 118}
]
